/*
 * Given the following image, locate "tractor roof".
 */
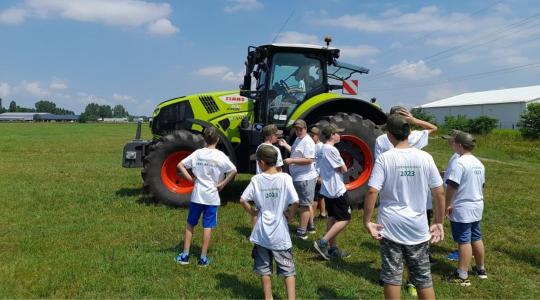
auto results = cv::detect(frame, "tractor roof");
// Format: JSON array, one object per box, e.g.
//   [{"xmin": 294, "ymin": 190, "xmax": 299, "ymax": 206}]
[{"xmin": 256, "ymin": 43, "xmax": 340, "ymax": 59}]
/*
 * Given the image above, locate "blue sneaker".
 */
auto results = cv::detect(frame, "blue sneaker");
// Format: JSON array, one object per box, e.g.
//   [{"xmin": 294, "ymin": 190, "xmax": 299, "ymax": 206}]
[
  {"xmin": 175, "ymin": 252, "xmax": 189, "ymax": 265},
  {"xmin": 447, "ymin": 250, "xmax": 459, "ymax": 261},
  {"xmin": 198, "ymin": 256, "xmax": 210, "ymax": 267}
]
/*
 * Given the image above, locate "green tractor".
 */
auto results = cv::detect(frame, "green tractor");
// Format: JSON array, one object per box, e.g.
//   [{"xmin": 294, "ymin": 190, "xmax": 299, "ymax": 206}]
[{"xmin": 122, "ymin": 40, "xmax": 386, "ymax": 207}]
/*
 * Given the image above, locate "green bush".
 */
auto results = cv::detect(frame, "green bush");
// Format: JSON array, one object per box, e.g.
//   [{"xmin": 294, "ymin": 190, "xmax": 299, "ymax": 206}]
[
  {"xmin": 469, "ymin": 115, "xmax": 498, "ymax": 134},
  {"xmin": 518, "ymin": 102, "xmax": 540, "ymax": 138},
  {"xmin": 444, "ymin": 115, "xmax": 498, "ymax": 134},
  {"xmin": 444, "ymin": 115, "xmax": 470, "ymax": 131},
  {"xmin": 411, "ymin": 108, "xmax": 437, "ymax": 125}
]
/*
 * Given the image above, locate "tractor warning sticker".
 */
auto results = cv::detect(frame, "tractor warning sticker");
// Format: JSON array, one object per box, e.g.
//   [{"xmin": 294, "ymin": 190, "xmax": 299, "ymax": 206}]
[
  {"xmin": 342, "ymin": 80, "xmax": 358, "ymax": 95},
  {"xmin": 219, "ymin": 94, "xmax": 248, "ymax": 104}
]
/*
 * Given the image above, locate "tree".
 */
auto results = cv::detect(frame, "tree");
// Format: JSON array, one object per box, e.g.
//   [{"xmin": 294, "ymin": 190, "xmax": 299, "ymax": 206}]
[
  {"xmin": 411, "ymin": 108, "xmax": 437, "ymax": 125},
  {"xmin": 469, "ymin": 116, "xmax": 498, "ymax": 134},
  {"xmin": 0, "ymin": 98, "xmax": 5, "ymax": 113},
  {"xmin": 98, "ymin": 105, "xmax": 113, "ymax": 118},
  {"xmin": 9, "ymin": 100, "xmax": 17, "ymax": 112},
  {"xmin": 82, "ymin": 103, "xmax": 101, "ymax": 121},
  {"xmin": 518, "ymin": 103, "xmax": 540, "ymax": 139},
  {"xmin": 35, "ymin": 100, "xmax": 57, "ymax": 113},
  {"xmin": 113, "ymin": 105, "xmax": 128, "ymax": 118}
]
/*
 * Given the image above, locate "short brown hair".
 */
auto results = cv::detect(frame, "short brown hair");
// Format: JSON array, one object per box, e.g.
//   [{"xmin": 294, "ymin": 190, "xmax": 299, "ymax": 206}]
[{"xmin": 203, "ymin": 127, "xmax": 220, "ymax": 145}]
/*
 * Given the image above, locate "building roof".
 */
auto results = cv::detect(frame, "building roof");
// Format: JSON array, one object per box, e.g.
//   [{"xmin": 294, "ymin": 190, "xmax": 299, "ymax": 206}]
[
  {"xmin": 419, "ymin": 85, "xmax": 540, "ymax": 108},
  {"xmin": 0, "ymin": 112, "xmax": 46, "ymax": 116}
]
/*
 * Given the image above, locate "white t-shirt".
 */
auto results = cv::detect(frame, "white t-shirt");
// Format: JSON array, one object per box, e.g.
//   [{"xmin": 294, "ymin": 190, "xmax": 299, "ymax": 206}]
[
  {"xmin": 255, "ymin": 142, "xmax": 284, "ymax": 174},
  {"xmin": 319, "ymin": 144, "xmax": 347, "ymax": 198},
  {"xmin": 289, "ymin": 135, "xmax": 317, "ymax": 181},
  {"xmin": 447, "ymin": 154, "xmax": 485, "ymax": 223},
  {"xmin": 374, "ymin": 130, "xmax": 429, "ymax": 159},
  {"xmin": 443, "ymin": 153, "xmax": 460, "ymax": 183},
  {"xmin": 314, "ymin": 141, "xmax": 324, "ymax": 175},
  {"xmin": 240, "ymin": 172, "xmax": 299, "ymax": 250},
  {"xmin": 181, "ymin": 148, "xmax": 236, "ymax": 206},
  {"xmin": 368, "ymin": 148, "xmax": 443, "ymax": 245}
]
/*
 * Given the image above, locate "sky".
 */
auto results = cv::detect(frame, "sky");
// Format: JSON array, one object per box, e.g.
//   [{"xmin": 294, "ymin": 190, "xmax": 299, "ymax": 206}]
[{"xmin": 1, "ymin": 0, "xmax": 540, "ymax": 116}]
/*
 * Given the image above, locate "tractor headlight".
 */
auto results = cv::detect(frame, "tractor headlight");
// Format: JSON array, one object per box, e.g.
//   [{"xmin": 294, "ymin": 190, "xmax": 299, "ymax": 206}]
[{"xmin": 125, "ymin": 151, "xmax": 137, "ymax": 159}]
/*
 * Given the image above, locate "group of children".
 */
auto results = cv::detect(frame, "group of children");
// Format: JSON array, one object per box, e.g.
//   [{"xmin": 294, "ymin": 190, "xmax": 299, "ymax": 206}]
[{"xmin": 172, "ymin": 107, "xmax": 487, "ymax": 299}]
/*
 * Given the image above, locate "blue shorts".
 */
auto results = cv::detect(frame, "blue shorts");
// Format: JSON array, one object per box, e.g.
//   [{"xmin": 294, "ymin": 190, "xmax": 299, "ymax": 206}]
[
  {"xmin": 187, "ymin": 202, "xmax": 218, "ymax": 228},
  {"xmin": 450, "ymin": 221, "xmax": 482, "ymax": 244}
]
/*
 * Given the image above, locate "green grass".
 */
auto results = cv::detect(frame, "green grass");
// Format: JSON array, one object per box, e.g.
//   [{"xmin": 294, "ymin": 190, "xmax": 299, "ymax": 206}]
[{"xmin": 1, "ymin": 123, "xmax": 539, "ymax": 298}]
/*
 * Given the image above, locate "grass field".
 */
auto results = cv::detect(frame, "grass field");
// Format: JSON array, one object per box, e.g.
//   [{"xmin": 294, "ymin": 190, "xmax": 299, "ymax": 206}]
[{"xmin": 1, "ymin": 123, "xmax": 539, "ymax": 298}]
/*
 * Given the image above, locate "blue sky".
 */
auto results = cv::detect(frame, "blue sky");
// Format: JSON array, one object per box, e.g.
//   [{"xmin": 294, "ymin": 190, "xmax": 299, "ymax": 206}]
[{"xmin": 1, "ymin": 0, "xmax": 540, "ymax": 116}]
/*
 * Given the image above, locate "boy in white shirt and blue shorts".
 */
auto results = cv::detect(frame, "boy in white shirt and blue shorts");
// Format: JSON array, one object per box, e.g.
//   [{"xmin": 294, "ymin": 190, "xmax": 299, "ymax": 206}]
[
  {"xmin": 240, "ymin": 144, "xmax": 299, "ymax": 300},
  {"xmin": 175, "ymin": 127, "xmax": 237, "ymax": 266}
]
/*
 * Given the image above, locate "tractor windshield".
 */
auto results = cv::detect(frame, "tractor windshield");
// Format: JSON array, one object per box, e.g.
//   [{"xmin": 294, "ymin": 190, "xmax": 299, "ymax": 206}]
[
  {"xmin": 267, "ymin": 52, "xmax": 323, "ymax": 125},
  {"xmin": 328, "ymin": 61, "xmax": 369, "ymax": 81}
]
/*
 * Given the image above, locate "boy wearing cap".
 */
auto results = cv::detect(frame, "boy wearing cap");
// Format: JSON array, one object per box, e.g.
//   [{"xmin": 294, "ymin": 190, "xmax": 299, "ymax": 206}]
[
  {"xmin": 175, "ymin": 127, "xmax": 237, "ymax": 266},
  {"xmin": 279, "ymin": 119, "xmax": 318, "ymax": 240},
  {"xmin": 445, "ymin": 131, "xmax": 487, "ymax": 285},
  {"xmin": 309, "ymin": 125, "xmax": 327, "ymax": 227},
  {"xmin": 374, "ymin": 106, "xmax": 438, "ymax": 159},
  {"xmin": 363, "ymin": 114, "xmax": 445, "ymax": 300},
  {"xmin": 240, "ymin": 145, "xmax": 299, "ymax": 300},
  {"xmin": 257, "ymin": 124, "xmax": 284, "ymax": 175},
  {"xmin": 313, "ymin": 123, "xmax": 352, "ymax": 260}
]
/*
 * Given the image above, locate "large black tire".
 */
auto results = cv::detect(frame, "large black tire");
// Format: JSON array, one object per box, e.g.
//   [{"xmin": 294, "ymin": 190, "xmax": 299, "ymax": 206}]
[
  {"xmin": 317, "ymin": 113, "xmax": 383, "ymax": 208},
  {"xmin": 142, "ymin": 130, "xmax": 205, "ymax": 207}
]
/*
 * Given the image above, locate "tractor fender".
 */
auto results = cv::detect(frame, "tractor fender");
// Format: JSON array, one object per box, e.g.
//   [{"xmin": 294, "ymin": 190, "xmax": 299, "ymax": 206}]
[{"xmin": 185, "ymin": 118, "xmax": 237, "ymax": 165}]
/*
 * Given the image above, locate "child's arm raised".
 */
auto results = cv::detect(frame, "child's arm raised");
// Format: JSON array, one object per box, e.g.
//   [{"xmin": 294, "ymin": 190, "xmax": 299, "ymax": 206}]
[
  {"xmin": 216, "ymin": 169, "xmax": 237, "ymax": 191},
  {"xmin": 177, "ymin": 161, "xmax": 194, "ymax": 182}
]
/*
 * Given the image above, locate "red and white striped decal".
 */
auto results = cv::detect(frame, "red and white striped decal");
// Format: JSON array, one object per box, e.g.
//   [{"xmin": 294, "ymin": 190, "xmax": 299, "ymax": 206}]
[{"xmin": 342, "ymin": 79, "xmax": 358, "ymax": 95}]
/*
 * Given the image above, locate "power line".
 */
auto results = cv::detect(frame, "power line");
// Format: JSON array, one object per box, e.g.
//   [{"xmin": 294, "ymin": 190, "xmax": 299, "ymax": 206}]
[{"xmin": 272, "ymin": 10, "xmax": 295, "ymax": 43}]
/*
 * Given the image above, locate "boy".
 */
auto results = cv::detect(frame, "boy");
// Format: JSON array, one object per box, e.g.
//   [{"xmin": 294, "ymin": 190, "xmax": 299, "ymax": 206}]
[
  {"xmin": 175, "ymin": 127, "xmax": 237, "ymax": 266},
  {"xmin": 279, "ymin": 119, "xmax": 317, "ymax": 240},
  {"xmin": 240, "ymin": 145, "xmax": 299, "ymax": 300},
  {"xmin": 309, "ymin": 126, "xmax": 327, "ymax": 231},
  {"xmin": 363, "ymin": 114, "xmax": 445, "ymax": 300},
  {"xmin": 313, "ymin": 123, "xmax": 351, "ymax": 260},
  {"xmin": 256, "ymin": 124, "xmax": 284, "ymax": 174},
  {"xmin": 446, "ymin": 131, "xmax": 487, "ymax": 286}
]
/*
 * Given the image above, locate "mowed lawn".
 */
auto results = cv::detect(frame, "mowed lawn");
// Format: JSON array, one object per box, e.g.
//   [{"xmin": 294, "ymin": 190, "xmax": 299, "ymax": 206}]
[{"xmin": 0, "ymin": 123, "xmax": 539, "ymax": 298}]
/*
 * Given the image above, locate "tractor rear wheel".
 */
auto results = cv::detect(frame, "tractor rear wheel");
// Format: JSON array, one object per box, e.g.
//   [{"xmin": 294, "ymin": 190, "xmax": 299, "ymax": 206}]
[
  {"xmin": 142, "ymin": 130, "xmax": 205, "ymax": 207},
  {"xmin": 317, "ymin": 113, "xmax": 383, "ymax": 208}
]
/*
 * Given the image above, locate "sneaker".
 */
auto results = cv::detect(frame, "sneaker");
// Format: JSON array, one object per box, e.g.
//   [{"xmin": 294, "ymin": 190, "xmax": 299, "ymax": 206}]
[
  {"xmin": 318, "ymin": 213, "xmax": 328, "ymax": 219},
  {"xmin": 314, "ymin": 239, "xmax": 330, "ymax": 260},
  {"xmin": 175, "ymin": 252, "xmax": 189, "ymax": 265},
  {"xmin": 472, "ymin": 266, "xmax": 488, "ymax": 279},
  {"xmin": 447, "ymin": 250, "xmax": 459, "ymax": 261},
  {"xmin": 307, "ymin": 224, "xmax": 316, "ymax": 234},
  {"xmin": 405, "ymin": 283, "xmax": 418, "ymax": 297},
  {"xmin": 446, "ymin": 272, "xmax": 471, "ymax": 286},
  {"xmin": 296, "ymin": 230, "xmax": 308, "ymax": 240},
  {"xmin": 328, "ymin": 247, "xmax": 351, "ymax": 259},
  {"xmin": 198, "ymin": 256, "xmax": 210, "ymax": 267}
]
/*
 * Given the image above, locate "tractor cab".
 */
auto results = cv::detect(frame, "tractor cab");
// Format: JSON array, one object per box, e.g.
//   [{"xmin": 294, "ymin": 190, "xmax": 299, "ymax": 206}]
[{"xmin": 241, "ymin": 43, "xmax": 369, "ymax": 128}]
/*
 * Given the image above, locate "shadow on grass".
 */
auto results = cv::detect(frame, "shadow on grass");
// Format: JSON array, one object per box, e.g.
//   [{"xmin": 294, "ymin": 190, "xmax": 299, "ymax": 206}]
[
  {"xmin": 494, "ymin": 245, "xmax": 540, "ymax": 268},
  {"xmin": 327, "ymin": 259, "xmax": 380, "ymax": 285},
  {"xmin": 317, "ymin": 286, "xmax": 355, "ymax": 299},
  {"xmin": 159, "ymin": 242, "xmax": 202, "ymax": 256},
  {"xmin": 216, "ymin": 273, "xmax": 260, "ymax": 299},
  {"xmin": 234, "ymin": 225, "xmax": 252, "ymax": 239},
  {"xmin": 116, "ymin": 187, "xmax": 143, "ymax": 197}
]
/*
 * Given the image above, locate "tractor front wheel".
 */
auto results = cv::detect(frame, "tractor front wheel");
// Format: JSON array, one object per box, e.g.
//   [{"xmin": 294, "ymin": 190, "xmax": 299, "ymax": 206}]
[
  {"xmin": 142, "ymin": 130, "xmax": 205, "ymax": 207},
  {"xmin": 318, "ymin": 113, "xmax": 383, "ymax": 207}
]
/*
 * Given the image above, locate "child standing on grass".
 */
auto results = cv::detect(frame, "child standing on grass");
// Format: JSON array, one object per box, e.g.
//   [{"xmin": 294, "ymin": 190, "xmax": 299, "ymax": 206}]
[
  {"xmin": 363, "ymin": 114, "xmax": 445, "ymax": 300},
  {"xmin": 308, "ymin": 125, "xmax": 327, "ymax": 231},
  {"xmin": 313, "ymin": 123, "xmax": 351, "ymax": 260},
  {"xmin": 240, "ymin": 145, "xmax": 299, "ymax": 300},
  {"xmin": 175, "ymin": 127, "xmax": 237, "ymax": 266},
  {"xmin": 445, "ymin": 131, "xmax": 487, "ymax": 286}
]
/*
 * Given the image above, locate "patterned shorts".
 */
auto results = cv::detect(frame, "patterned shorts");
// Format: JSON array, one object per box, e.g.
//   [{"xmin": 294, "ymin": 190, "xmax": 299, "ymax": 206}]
[
  {"xmin": 379, "ymin": 238, "xmax": 433, "ymax": 289},
  {"xmin": 252, "ymin": 245, "xmax": 296, "ymax": 277}
]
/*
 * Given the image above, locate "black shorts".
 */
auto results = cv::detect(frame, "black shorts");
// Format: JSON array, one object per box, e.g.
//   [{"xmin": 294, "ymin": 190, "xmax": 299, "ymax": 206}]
[
  {"xmin": 325, "ymin": 193, "xmax": 351, "ymax": 221},
  {"xmin": 314, "ymin": 183, "xmax": 322, "ymax": 200}
]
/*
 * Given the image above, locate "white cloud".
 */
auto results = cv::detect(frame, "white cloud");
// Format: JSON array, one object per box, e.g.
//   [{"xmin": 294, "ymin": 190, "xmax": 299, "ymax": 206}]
[
  {"xmin": 147, "ymin": 18, "xmax": 179, "ymax": 36},
  {"xmin": 388, "ymin": 60, "xmax": 441, "ymax": 80},
  {"xmin": 338, "ymin": 45, "xmax": 380, "ymax": 58},
  {"xmin": 0, "ymin": 82, "xmax": 11, "ymax": 98},
  {"xmin": 49, "ymin": 77, "xmax": 67, "ymax": 90},
  {"xmin": 1, "ymin": 0, "xmax": 179, "ymax": 36},
  {"xmin": 224, "ymin": 0, "xmax": 263, "ymax": 13},
  {"xmin": 15, "ymin": 81, "xmax": 51, "ymax": 98},
  {"xmin": 494, "ymin": 3, "xmax": 512, "ymax": 14},
  {"xmin": 275, "ymin": 31, "xmax": 320, "ymax": 44},
  {"xmin": 0, "ymin": 8, "xmax": 27, "ymax": 24},
  {"xmin": 451, "ymin": 53, "xmax": 478, "ymax": 64},
  {"xmin": 424, "ymin": 82, "xmax": 469, "ymax": 102},
  {"xmin": 112, "ymin": 93, "xmax": 136, "ymax": 103},
  {"xmin": 195, "ymin": 66, "xmax": 243, "ymax": 82}
]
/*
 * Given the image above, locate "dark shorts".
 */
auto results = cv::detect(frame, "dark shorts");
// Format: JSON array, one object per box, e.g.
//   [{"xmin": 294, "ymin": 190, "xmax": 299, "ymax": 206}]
[
  {"xmin": 187, "ymin": 202, "xmax": 218, "ymax": 228},
  {"xmin": 325, "ymin": 193, "xmax": 351, "ymax": 221},
  {"xmin": 314, "ymin": 182, "xmax": 322, "ymax": 200},
  {"xmin": 251, "ymin": 244, "xmax": 296, "ymax": 277},
  {"xmin": 379, "ymin": 238, "xmax": 433, "ymax": 289},
  {"xmin": 293, "ymin": 178, "xmax": 316, "ymax": 207},
  {"xmin": 450, "ymin": 221, "xmax": 482, "ymax": 244}
]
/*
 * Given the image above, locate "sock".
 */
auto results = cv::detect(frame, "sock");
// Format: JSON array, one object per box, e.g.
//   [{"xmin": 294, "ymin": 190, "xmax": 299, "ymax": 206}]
[
  {"xmin": 200, "ymin": 255, "xmax": 207, "ymax": 260},
  {"xmin": 297, "ymin": 228, "xmax": 306, "ymax": 234},
  {"xmin": 183, "ymin": 250, "xmax": 189, "ymax": 255},
  {"xmin": 319, "ymin": 238, "xmax": 328, "ymax": 246},
  {"xmin": 457, "ymin": 268, "xmax": 468, "ymax": 279},
  {"xmin": 476, "ymin": 265, "xmax": 485, "ymax": 271}
]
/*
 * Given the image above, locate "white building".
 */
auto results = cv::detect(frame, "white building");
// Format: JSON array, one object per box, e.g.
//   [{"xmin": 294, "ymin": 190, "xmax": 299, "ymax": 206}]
[{"xmin": 417, "ymin": 85, "xmax": 540, "ymax": 129}]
